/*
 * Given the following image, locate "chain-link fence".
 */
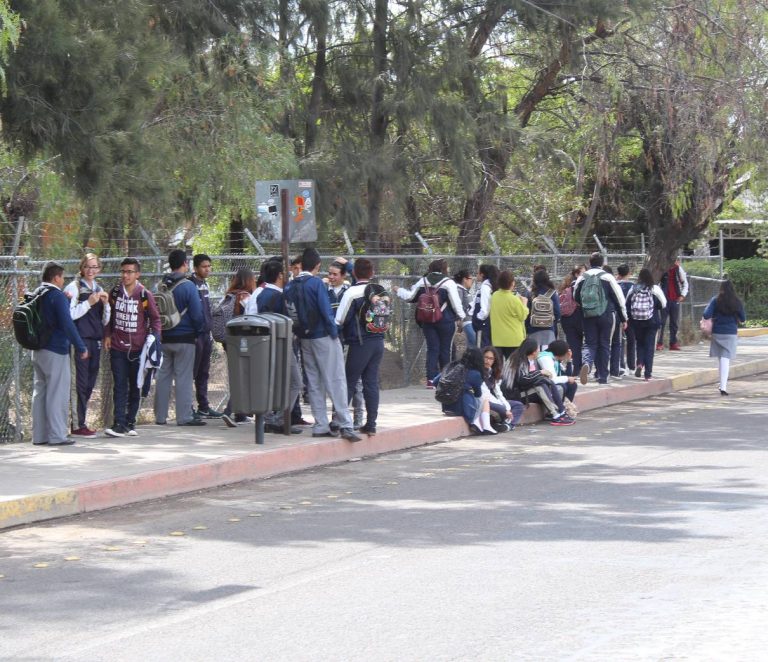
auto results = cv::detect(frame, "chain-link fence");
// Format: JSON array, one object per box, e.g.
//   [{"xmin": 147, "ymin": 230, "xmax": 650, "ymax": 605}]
[{"xmin": 0, "ymin": 252, "xmax": 724, "ymax": 443}]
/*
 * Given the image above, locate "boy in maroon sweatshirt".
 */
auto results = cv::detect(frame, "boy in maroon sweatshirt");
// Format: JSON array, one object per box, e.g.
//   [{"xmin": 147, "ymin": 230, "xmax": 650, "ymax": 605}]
[{"xmin": 104, "ymin": 258, "xmax": 162, "ymax": 437}]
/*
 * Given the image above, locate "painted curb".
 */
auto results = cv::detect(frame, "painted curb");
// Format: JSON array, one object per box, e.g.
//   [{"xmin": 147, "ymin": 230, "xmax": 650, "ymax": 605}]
[{"xmin": 2, "ymin": 357, "xmax": 767, "ymax": 530}]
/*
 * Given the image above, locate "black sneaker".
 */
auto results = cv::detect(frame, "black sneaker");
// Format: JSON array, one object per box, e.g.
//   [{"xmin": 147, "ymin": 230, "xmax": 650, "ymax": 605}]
[
  {"xmin": 312, "ymin": 430, "xmax": 340, "ymax": 438},
  {"xmin": 265, "ymin": 423, "xmax": 302, "ymax": 435},
  {"xmin": 221, "ymin": 414, "xmax": 237, "ymax": 428},
  {"xmin": 551, "ymin": 414, "xmax": 575, "ymax": 426},
  {"xmin": 329, "ymin": 421, "xmax": 341, "ymax": 433},
  {"xmin": 179, "ymin": 418, "xmax": 207, "ymax": 427},
  {"xmin": 360, "ymin": 423, "xmax": 377, "ymax": 436},
  {"xmin": 635, "ymin": 365, "xmax": 643, "ymax": 378}
]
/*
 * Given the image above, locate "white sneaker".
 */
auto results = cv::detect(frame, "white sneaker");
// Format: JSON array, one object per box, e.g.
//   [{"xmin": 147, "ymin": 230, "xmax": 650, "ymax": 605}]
[
  {"xmin": 127, "ymin": 428, "xmax": 138, "ymax": 437},
  {"xmin": 104, "ymin": 427, "xmax": 126, "ymax": 438}
]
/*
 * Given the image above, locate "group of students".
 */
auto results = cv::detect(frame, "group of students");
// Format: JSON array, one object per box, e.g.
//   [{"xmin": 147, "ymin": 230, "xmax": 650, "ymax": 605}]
[{"xmin": 26, "ymin": 247, "xmax": 747, "ymax": 446}]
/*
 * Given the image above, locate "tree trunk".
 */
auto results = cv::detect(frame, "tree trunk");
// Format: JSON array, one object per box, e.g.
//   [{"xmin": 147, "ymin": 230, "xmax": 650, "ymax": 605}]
[
  {"xmin": 365, "ymin": 0, "xmax": 388, "ymax": 255},
  {"xmin": 304, "ymin": 5, "xmax": 328, "ymax": 157},
  {"xmin": 228, "ymin": 213, "xmax": 245, "ymax": 254}
]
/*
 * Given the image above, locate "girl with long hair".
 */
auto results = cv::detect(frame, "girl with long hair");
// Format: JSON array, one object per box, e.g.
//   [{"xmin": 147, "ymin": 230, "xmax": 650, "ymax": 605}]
[
  {"xmin": 473, "ymin": 264, "xmax": 500, "ymax": 347},
  {"xmin": 526, "ymin": 268, "xmax": 560, "ymax": 349},
  {"xmin": 438, "ymin": 347, "xmax": 498, "ymax": 434},
  {"xmin": 481, "ymin": 346, "xmax": 524, "ymax": 431},
  {"xmin": 702, "ymin": 279, "xmax": 746, "ymax": 395}
]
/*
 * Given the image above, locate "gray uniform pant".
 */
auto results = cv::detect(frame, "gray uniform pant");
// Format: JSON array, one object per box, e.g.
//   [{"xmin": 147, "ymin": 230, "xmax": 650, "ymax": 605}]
[
  {"xmin": 32, "ymin": 350, "xmax": 71, "ymax": 444},
  {"xmin": 154, "ymin": 342, "xmax": 196, "ymax": 425},
  {"xmin": 300, "ymin": 336, "xmax": 353, "ymax": 433}
]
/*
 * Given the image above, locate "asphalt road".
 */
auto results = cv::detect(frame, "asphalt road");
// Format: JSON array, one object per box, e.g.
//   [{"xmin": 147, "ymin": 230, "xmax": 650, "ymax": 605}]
[{"xmin": 2, "ymin": 376, "xmax": 768, "ymax": 661}]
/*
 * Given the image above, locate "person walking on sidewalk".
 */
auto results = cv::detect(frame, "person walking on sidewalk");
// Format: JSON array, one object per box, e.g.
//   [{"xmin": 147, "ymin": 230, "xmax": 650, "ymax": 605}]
[
  {"xmin": 104, "ymin": 258, "xmax": 162, "ymax": 438},
  {"xmin": 189, "ymin": 253, "xmax": 223, "ymax": 419},
  {"xmin": 154, "ymin": 249, "xmax": 206, "ymax": 427},
  {"xmin": 574, "ymin": 252, "xmax": 628, "ymax": 385},
  {"xmin": 335, "ymin": 258, "xmax": 387, "ymax": 436},
  {"xmin": 31, "ymin": 262, "xmax": 89, "ymax": 446},
  {"xmin": 657, "ymin": 256, "xmax": 688, "ymax": 351},
  {"xmin": 285, "ymin": 247, "xmax": 361, "ymax": 442},
  {"xmin": 64, "ymin": 253, "xmax": 110, "ymax": 437},
  {"xmin": 626, "ymin": 268, "xmax": 666, "ymax": 381},
  {"xmin": 394, "ymin": 258, "xmax": 466, "ymax": 387},
  {"xmin": 558, "ymin": 265, "xmax": 585, "ymax": 375},
  {"xmin": 702, "ymin": 279, "xmax": 746, "ymax": 396}
]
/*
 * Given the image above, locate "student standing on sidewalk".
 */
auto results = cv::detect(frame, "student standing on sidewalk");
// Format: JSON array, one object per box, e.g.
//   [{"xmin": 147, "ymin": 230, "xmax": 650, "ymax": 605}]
[
  {"xmin": 472, "ymin": 264, "xmax": 499, "ymax": 348},
  {"xmin": 104, "ymin": 258, "xmax": 162, "ymax": 438},
  {"xmin": 285, "ymin": 247, "xmax": 361, "ymax": 442},
  {"xmin": 626, "ymin": 268, "xmax": 666, "ymax": 381},
  {"xmin": 256, "ymin": 260, "xmax": 303, "ymax": 435},
  {"xmin": 574, "ymin": 252, "xmax": 627, "ymax": 385},
  {"xmin": 489, "ymin": 270, "xmax": 528, "ymax": 359},
  {"xmin": 335, "ymin": 258, "xmax": 386, "ymax": 436},
  {"xmin": 326, "ymin": 257, "xmax": 364, "ymax": 429},
  {"xmin": 189, "ymin": 253, "xmax": 222, "ymax": 418},
  {"xmin": 394, "ymin": 258, "xmax": 466, "ymax": 387},
  {"xmin": 31, "ymin": 262, "xmax": 89, "ymax": 446},
  {"xmin": 154, "ymin": 250, "xmax": 206, "ymax": 427},
  {"xmin": 657, "ymin": 256, "xmax": 688, "ymax": 351},
  {"xmin": 64, "ymin": 253, "xmax": 110, "ymax": 437},
  {"xmin": 702, "ymin": 279, "xmax": 746, "ymax": 396},
  {"xmin": 453, "ymin": 269, "xmax": 477, "ymax": 351},
  {"xmin": 615, "ymin": 264, "xmax": 635, "ymax": 375},
  {"xmin": 558, "ymin": 266, "xmax": 585, "ymax": 374}
]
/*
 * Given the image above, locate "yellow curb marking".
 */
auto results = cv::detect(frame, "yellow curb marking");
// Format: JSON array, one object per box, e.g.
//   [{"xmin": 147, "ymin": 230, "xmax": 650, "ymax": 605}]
[
  {"xmin": 169, "ymin": 531, "xmax": 185, "ymax": 537},
  {"xmin": 64, "ymin": 556, "xmax": 80, "ymax": 561},
  {"xmin": 0, "ymin": 574, "xmax": 5, "ymax": 579},
  {"xmin": 248, "ymin": 513, "xmax": 262, "ymax": 518},
  {"xmin": 299, "ymin": 501, "xmax": 313, "ymax": 505},
  {"xmin": 386, "ymin": 481, "xmax": 399, "ymax": 485},
  {"xmin": 192, "ymin": 525, "xmax": 208, "ymax": 530},
  {"xmin": 227, "ymin": 518, "xmax": 241, "ymax": 522},
  {"xmin": 133, "ymin": 540, "xmax": 147, "ymax": 545},
  {"xmin": 33, "ymin": 563, "xmax": 49, "ymax": 569},
  {"xmin": 103, "ymin": 546, "xmax": 121, "ymax": 552},
  {"xmin": 325, "ymin": 495, "xmax": 339, "ymax": 499}
]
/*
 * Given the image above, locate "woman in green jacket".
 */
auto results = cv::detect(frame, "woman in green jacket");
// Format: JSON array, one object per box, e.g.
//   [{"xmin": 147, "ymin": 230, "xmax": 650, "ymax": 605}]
[{"xmin": 489, "ymin": 270, "xmax": 529, "ymax": 359}]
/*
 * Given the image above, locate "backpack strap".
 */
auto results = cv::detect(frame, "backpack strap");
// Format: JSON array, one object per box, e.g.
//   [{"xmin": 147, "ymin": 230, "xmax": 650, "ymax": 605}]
[{"xmin": 435, "ymin": 277, "xmax": 450, "ymax": 311}]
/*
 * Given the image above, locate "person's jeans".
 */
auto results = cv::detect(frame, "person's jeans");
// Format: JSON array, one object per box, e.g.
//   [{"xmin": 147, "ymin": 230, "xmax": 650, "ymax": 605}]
[
  {"xmin": 609, "ymin": 318, "xmax": 623, "ymax": 376},
  {"xmin": 582, "ymin": 311, "xmax": 616, "ymax": 383},
  {"xmin": 633, "ymin": 320, "xmax": 659, "ymax": 378},
  {"xmin": 422, "ymin": 320, "xmax": 455, "ymax": 381},
  {"xmin": 110, "ymin": 348, "xmax": 141, "ymax": 428},
  {"xmin": 345, "ymin": 338, "xmax": 385, "ymax": 426},
  {"xmin": 74, "ymin": 338, "xmax": 101, "ymax": 428},
  {"xmin": 193, "ymin": 333, "xmax": 213, "ymax": 410}
]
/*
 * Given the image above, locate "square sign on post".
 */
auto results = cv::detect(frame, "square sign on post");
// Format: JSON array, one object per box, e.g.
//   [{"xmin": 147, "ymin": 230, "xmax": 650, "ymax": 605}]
[{"xmin": 255, "ymin": 180, "xmax": 317, "ymax": 242}]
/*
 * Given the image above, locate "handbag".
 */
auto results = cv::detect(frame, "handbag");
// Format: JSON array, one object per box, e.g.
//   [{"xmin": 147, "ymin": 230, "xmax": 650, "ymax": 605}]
[{"xmin": 699, "ymin": 317, "xmax": 713, "ymax": 337}]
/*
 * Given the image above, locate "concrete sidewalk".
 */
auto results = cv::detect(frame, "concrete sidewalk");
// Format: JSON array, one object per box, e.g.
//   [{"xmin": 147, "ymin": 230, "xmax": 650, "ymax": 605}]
[{"xmin": 2, "ymin": 336, "xmax": 768, "ymax": 531}]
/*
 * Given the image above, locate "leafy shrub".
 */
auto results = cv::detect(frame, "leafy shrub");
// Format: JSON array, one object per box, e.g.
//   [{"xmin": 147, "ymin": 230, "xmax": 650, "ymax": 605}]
[{"xmin": 722, "ymin": 258, "xmax": 768, "ymax": 321}]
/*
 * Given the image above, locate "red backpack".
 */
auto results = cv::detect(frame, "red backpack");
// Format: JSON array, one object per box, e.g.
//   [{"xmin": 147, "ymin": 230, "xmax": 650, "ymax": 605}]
[
  {"xmin": 559, "ymin": 285, "xmax": 578, "ymax": 317},
  {"xmin": 415, "ymin": 278, "xmax": 449, "ymax": 324}
]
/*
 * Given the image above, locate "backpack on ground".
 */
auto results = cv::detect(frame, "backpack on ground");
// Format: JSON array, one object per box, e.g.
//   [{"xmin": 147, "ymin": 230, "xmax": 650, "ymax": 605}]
[
  {"xmin": 359, "ymin": 283, "xmax": 391, "ymax": 336},
  {"xmin": 630, "ymin": 286, "xmax": 655, "ymax": 321},
  {"xmin": 211, "ymin": 293, "xmax": 236, "ymax": 342},
  {"xmin": 285, "ymin": 277, "xmax": 317, "ymax": 337},
  {"xmin": 13, "ymin": 285, "xmax": 54, "ymax": 350},
  {"xmin": 434, "ymin": 361, "xmax": 466, "ymax": 405},
  {"xmin": 529, "ymin": 289, "xmax": 556, "ymax": 328},
  {"xmin": 559, "ymin": 286, "xmax": 578, "ymax": 317},
  {"xmin": 155, "ymin": 279, "xmax": 187, "ymax": 331},
  {"xmin": 580, "ymin": 272, "xmax": 608, "ymax": 318},
  {"xmin": 415, "ymin": 278, "xmax": 449, "ymax": 324}
]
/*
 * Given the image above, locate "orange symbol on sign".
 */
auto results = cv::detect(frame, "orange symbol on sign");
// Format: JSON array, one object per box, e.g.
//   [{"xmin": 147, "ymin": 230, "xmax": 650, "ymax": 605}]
[{"xmin": 294, "ymin": 196, "xmax": 305, "ymax": 223}]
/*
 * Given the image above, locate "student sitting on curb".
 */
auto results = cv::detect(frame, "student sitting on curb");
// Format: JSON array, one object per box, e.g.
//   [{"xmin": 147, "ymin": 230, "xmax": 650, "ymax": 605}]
[
  {"xmin": 503, "ymin": 338, "xmax": 575, "ymax": 426},
  {"xmin": 481, "ymin": 346, "xmax": 524, "ymax": 432},
  {"xmin": 538, "ymin": 339, "xmax": 579, "ymax": 418},
  {"xmin": 436, "ymin": 347, "xmax": 498, "ymax": 435}
]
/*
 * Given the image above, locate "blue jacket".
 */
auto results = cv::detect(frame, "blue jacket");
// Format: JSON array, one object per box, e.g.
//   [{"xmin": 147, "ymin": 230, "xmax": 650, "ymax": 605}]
[
  {"xmin": 335, "ymin": 280, "xmax": 385, "ymax": 345},
  {"xmin": 159, "ymin": 272, "xmax": 204, "ymax": 342},
  {"xmin": 285, "ymin": 273, "xmax": 338, "ymax": 340},
  {"xmin": 703, "ymin": 297, "xmax": 746, "ymax": 335},
  {"xmin": 188, "ymin": 273, "xmax": 212, "ymax": 334},
  {"xmin": 256, "ymin": 285, "xmax": 287, "ymax": 316},
  {"xmin": 40, "ymin": 285, "xmax": 87, "ymax": 355}
]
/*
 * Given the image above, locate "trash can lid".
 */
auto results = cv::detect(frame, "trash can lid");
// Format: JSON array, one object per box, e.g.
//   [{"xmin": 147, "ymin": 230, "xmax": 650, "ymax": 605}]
[{"xmin": 225, "ymin": 315, "xmax": 271, "ymax": 329}]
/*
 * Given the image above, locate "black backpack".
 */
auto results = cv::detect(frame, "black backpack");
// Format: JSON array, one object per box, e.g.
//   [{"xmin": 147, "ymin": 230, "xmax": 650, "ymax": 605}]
[
  {"xmin": 435, "ymin": 361, "xmax": 466, "ymax": 405},
  {"xmin": 285, "ymin": 276, "xmax": 318, "ymax": 337},
  {"xmin": 13, "ymin": 285, "xmax": 55, "ymax": 350},
  {"xmin": 358, "ymin": 283, "xmax": 392, "ymax": 336}
]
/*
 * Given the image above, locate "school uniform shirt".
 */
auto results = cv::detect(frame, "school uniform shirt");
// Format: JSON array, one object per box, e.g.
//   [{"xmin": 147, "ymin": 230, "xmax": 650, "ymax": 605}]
[
  {"xmin": 256, "ymin": 283, "xmax": 287, "ymax": 316},
  {"xmin": 574, "ymin": 268, "xmax": 628, "ymax": 322},
  {"xmin": 39, "ymin": 283, "xmax": 87, "ymax": 356},
  {"xmin": 395, "ymin": 272, "xmax": 465, "ymax": 322},
  {"xmin": 626, "ymin": 284, "xmax": 667, "ymax": 324},
  {"xmin": 188, "ymin": 273, "xmax": 212, "ymax": 334},
  {"xmin": 284, "ymin": 271, "xmax": 339, "ymax": 340},
  {"xmin": 702, "ymin": 298, "xmax": 746, "ymax": 335},
  {"xmin": 335, "ymin": 280, "xmax": 384, "ymax": 345},
  {"xmin": 64, "ymin": 278, "xmax": 111, "ymax": 340}
]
